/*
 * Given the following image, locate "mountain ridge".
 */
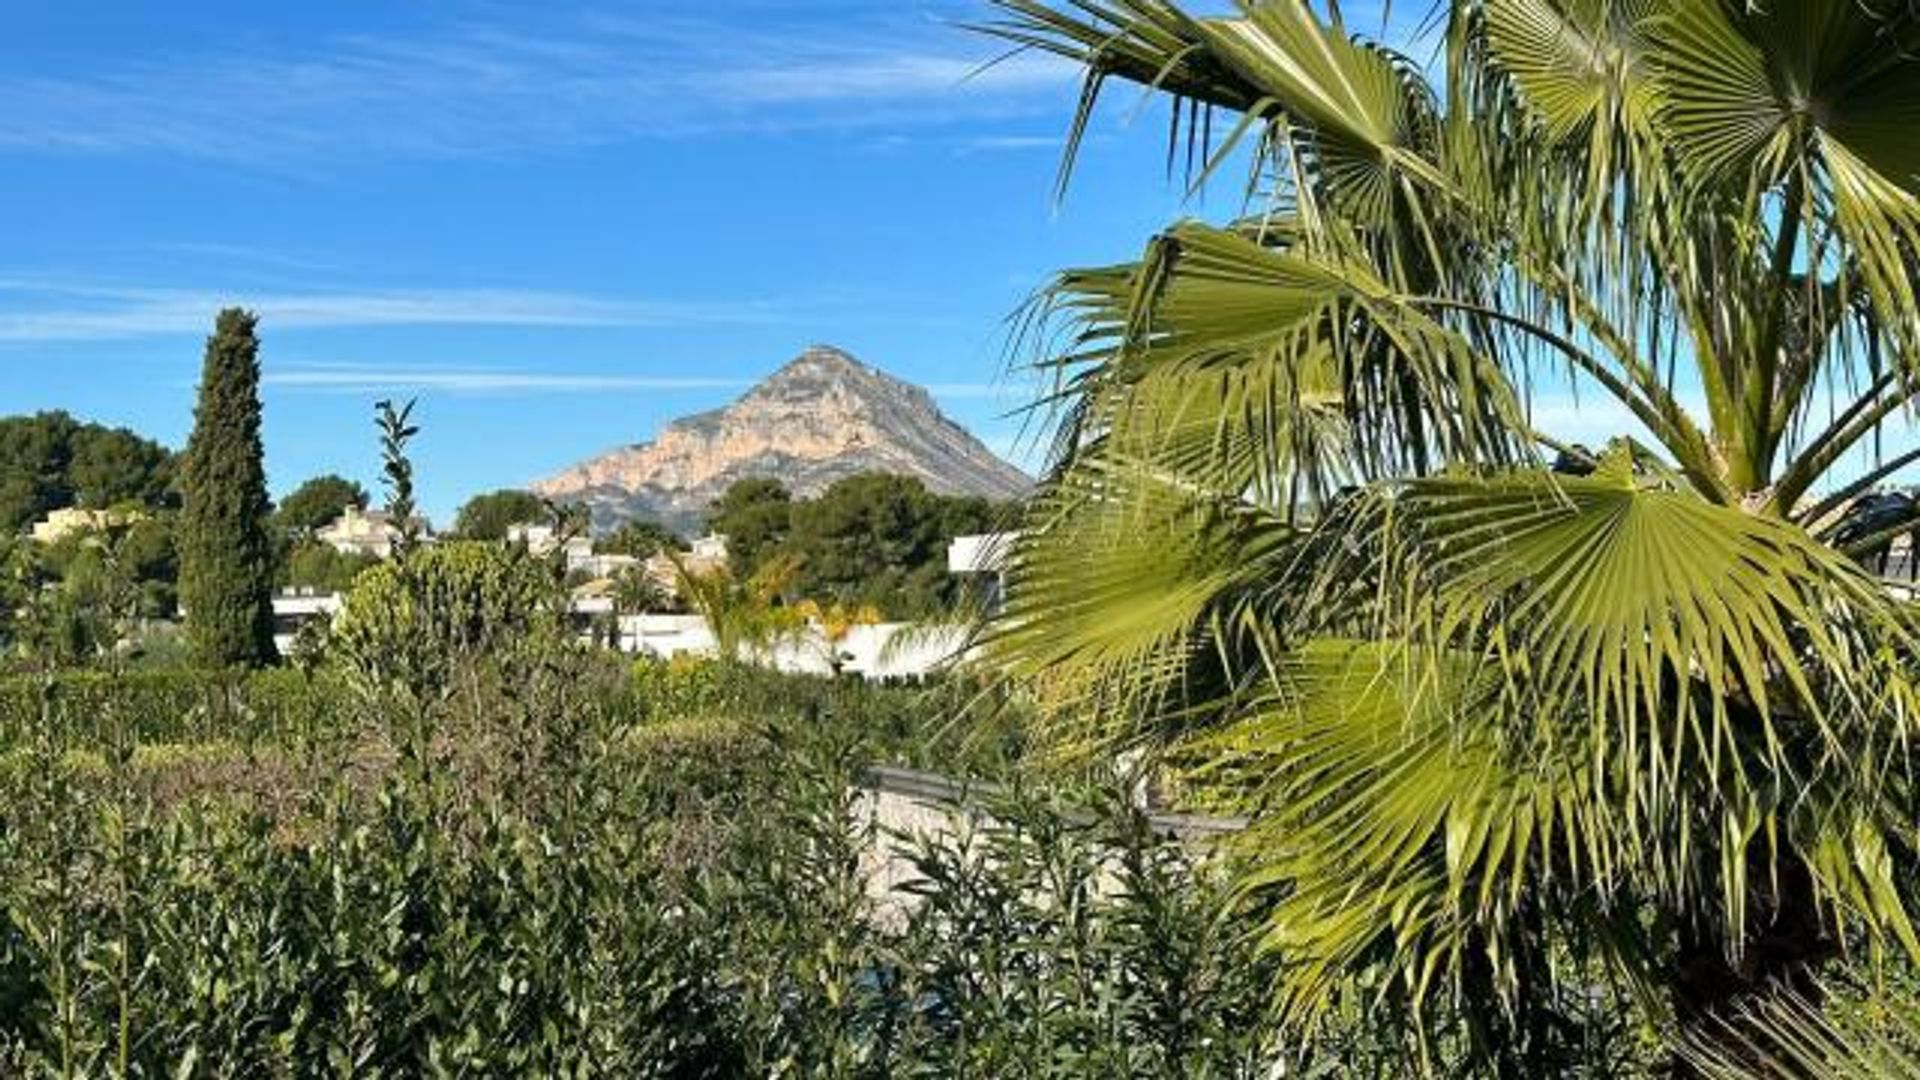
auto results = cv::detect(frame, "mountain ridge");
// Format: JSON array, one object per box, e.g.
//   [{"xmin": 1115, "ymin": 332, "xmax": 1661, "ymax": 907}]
[{"xmin": 531, "ymin": 345, "xmax": 1030, "ymax": 533}]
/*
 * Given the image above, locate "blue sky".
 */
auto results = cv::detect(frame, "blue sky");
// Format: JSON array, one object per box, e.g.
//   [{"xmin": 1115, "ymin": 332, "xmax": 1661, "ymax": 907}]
[
  {"xmin": 12, "ymin": 1, "xmax": 1886, "ymax": 527},
  {"xmin": 0, "ymin": 0, "xmax": 1276, "ymax": 525}
]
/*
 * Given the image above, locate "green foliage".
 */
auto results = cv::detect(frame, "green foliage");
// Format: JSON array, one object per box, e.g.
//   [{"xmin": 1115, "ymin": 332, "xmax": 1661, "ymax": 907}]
[
  {"xmin": 788, "ymin": 472, "xmax": 1000, "ymax": 619},
  {"xmin": 0, "ymin": 523, "xmax": 178, "ymax": 674},
  {"xmin": 0, "ymin": 667, "xmax": 348, "ymax": 750},
  {"xmin": 452, "ymin": 488, "xmax": 547, "ymax": 541},
  {"xmin": 708, "ymin": 473, "xmax": 1007, "ymax": 619},
  {"xmin": 883, "ymin": 785, "xmax": 1287, "ymax": 1076},
  {"xmin": 704, "ymin": 476, "xmax": 793, "ymax": 567},
  {"xmin": 31, "ymin": 546, "xmax": 116, "ymax": 667},
  {"xmin": 178, "ymin": 309, "xmax": 275, "ymax": 669},
  {"xmin": 670, "ymin": 555, "xmax": 807, "ymax": 663},
  {"xmin": 1680, "ymin": 981, "xmax": 1920, "ymax": 1079},
  {"xmin": 279, "ymin": 541, "xmax": 378, "ymax": 594},
  {"xmin": 66, "ymin": 426, "xmax": 176, "ymax": 514},
  {"xmin": 273, "ymin": 473, "xmax": 367, "ymax": 536},
  {"xmin": 624, "ymin": 658, "xmax": 1024, "ymax": 777},
  {"xmin": 0, "ymin": 411, "xmax": 176, "ymax": 533},
  {"xmin": 981, "ymin": 0, "xmax": 1920, "ymax": 1066},
  {"xmin": 375, "ymin": 399, "xmax": 422, "ymax": 556},
  {"xmin": 595, "ymin": 518, "xmax": 687, "ymax": 558},
  {"xmin": 0, "ymin": 643, "xmax": 1285, "ymax": 1075},
  {"xmin": 0, "ymin": 522, "xmax": 174, "ymax": 669},
  {"xmin": 113, "ymin": 516, "xmax": 178, "ymax": 617},
  {"xmin": 332, "ymin": 541, "xmax": 566, "ymax": 695},
  {"xmin": 610, "ymin": 564, "xmax": 673, "ymax": 615},
  {"xmin": 0, "ymin": 539, "xmax": 27, "ymax": 656}
]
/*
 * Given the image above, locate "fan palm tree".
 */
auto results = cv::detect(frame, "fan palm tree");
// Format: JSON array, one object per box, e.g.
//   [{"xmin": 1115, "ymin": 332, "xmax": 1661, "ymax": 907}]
[
  {"xmin": 977, "ymin": 0, "xmax": 1920, "ymax": 1068},
  {"xmin": 671, "ymin": 554, "xmax": 807, "ymax": 664}
]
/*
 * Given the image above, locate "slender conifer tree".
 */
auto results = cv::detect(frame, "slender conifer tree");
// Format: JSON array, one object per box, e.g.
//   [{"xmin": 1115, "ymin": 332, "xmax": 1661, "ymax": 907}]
[{"xmin": 179, "ymin": 308, "xmax": 275, "ymax": 667}]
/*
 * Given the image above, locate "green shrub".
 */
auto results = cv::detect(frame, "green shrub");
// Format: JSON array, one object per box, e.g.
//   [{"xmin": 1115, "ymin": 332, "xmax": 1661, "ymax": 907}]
[
  {"xmin": 624, "ymin": 657, "xmax": 1025, "ymax": 779},
  {"xmin": 0, "ymin": 664, "xmax": 1291, "ymax": 1076},
  {"xmin": 0, "ymin": 668, "xmax": 348, "ymax": 751},
  {"xmin": 332, "ymin": 541, "xmax": 566, "ymax": 699}
]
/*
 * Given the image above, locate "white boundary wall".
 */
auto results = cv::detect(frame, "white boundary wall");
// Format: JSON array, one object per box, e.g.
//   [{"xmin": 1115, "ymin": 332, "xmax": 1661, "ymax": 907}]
[{"xmin": 615, "ymin": 615, "xmax": 971, "ymax": 680}]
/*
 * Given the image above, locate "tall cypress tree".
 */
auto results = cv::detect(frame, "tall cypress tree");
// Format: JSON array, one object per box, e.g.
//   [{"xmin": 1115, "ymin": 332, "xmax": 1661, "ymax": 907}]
[{"xmin": 179, "ymin": 308, "xmax": 275, "ymax": 668}]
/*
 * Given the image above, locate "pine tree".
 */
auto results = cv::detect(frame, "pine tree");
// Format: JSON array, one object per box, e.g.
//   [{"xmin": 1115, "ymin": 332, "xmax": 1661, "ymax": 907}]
[{"xmin": 179, "ymin": 308, "xmax": 275, "ymax": 668}]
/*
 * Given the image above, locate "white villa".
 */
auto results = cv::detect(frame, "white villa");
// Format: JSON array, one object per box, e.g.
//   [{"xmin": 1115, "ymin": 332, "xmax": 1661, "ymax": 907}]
[
  {"xmin": 947, "ymin": 532, "xmax": 1014, "ymax": 614},
  {"xmin": 30, "ymin": 506, "xmax": 140, "ymax": 544},
  {"xmin": 316, "ymin": 506, "xmax": 428, "ymax": 559},
  {"xmin": 506, "ymin": 522, "xmax": 594, "ymax": 571},
  {"xmin": 270, "ymin": 589, "xmax": 345, "ymax": 655}
]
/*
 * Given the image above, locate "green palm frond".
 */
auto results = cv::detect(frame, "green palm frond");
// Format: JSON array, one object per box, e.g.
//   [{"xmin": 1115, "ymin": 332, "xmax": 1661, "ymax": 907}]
[
  {"xmin": 1360, "ymin": 459, "xmax": 1920, "ymax": 779},
  {"xmin": 986, "ymin": 453, "xmax": 1290, "ymax": 748},
  {"xmin": 1202, "ymin": 638, "xmax": 1586, "ymax": 1027},
  {"xmin": 1481, "ymin": 0, "xmax": 1644, "ymax": 141},
  {"xmin": 1648, "ymin": 0, "xmax": 1920, "ymax": 351},
  {"xmin": 978, "ymin": 0, "xmax": 1262, "ymax": 114},
  {"xmin": 1648, "ymin": 1, "xmax": 1799, "ymax": 188},
  {"xmin": 1035, "ymin": 221, "xmax": 1534, "ymax": 485},
  {"xmin": 1195, "ymin": 1, "xmax": 1446, "ymax": 223},
  {"xmin": 1195, "ymin": 623, "xmax": 1916, "ymax": 1040},
  {"xmin": 980, "ymin": 0, "xmax": 1920, "ymax": 1063},
  {"xmin": 1290, "ymin": 458, "xmax": 1920, "ymax": 939},
  {"xmin": 670, "ymin": 553, "xmax": 807, "ymax": 663},
  {"xmin": 1680, "ymin": 986, "xmax": 1920, "ymax": 1078},
  {"xmin": 985, "ymin": 0, "xmax": 1446, "ymax": 229}
]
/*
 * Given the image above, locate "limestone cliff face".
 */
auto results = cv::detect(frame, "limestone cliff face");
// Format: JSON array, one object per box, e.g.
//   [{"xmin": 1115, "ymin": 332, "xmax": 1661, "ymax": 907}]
[{"xmin": 531, "ymin": 346, "xmax": 1031, "ymax": 533}]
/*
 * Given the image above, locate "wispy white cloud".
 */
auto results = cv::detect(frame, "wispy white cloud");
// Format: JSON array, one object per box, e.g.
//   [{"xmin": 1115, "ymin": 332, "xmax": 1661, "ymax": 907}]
[
  {"xmin": 0, "ymin": 278, "xmax": 791, "ymax": 341},
  {"xmin": 266, "ymin": 364, "xmax": 1027, "ymax": 403},
  {"xmin": 0, "ymin": 11, "xmax": 1076, "ymax": 164},
  {"xmin": 955, "ymin": 134, "xmax": 1065, "ymax": 154},
  {"xmin": 265, "ymin": 364, "xmax": 748, "ymax": 396}
]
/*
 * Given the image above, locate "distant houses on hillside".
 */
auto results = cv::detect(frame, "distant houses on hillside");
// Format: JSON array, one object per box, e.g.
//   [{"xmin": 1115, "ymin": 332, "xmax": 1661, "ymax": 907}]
[
  {"xmin": 269, "ymin": 531, "xmax": 1010, "ymax": 678},
  {"xmin": 315, "ymin": 505, "xmax": 432, "ymax": 559},
  {"xmin": 507, "ymin": 521, "xmax": 731, "ymax": 585},
  {"xmin": 506, "ymin": 522, "xmax": 593, "ymax": 568},
  {"xmin": 30, "ymin": 506, "xmax": 142, "ymax": 545}
]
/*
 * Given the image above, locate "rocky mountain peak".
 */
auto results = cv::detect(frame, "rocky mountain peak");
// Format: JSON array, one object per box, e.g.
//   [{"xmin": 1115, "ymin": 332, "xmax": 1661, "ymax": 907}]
[
  {"xmin": 531, "ymin": 346, "xmax": 1029, "ymax": 534},
  {"xmin": 743, "ymin": 345, "xmax": 931, "ymax": 406},
  {"xmin": 775, "ymin": 343, "xmax": 866, "ymax": 376}
]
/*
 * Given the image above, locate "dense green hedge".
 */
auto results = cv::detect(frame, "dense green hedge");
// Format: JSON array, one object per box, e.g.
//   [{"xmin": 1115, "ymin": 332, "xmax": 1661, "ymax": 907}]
[
  {"xmin": 0, "ymin": 659, "xmax": 1027, "ymax": 785},
  {"xmin": 0, "ymin": 668, "xmax": 347, "ymax": 750},
  {"xmin": 625, "ymin": 657, "xmax": 1026, "ymax": 777},
  {"xmin": 0, "ymin": 641, "xmax": 1299, "ymax": 1076}
]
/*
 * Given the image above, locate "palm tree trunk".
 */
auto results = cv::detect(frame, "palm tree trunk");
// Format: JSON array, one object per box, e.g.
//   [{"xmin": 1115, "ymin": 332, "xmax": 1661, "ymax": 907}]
[{"xmin": 1669, "ymin": 854, "xmax": 1833, "ymax": 1076}]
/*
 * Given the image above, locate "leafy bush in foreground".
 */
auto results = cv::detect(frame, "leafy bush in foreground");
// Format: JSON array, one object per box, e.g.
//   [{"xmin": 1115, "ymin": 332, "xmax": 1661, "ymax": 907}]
[
  {"xmin": 0, "ymin": 635, "xmax": 1279, "ymax": 1076},
  {"xmin": 0, "ymin": 668, "xmax": 348, "ymax": 752}
]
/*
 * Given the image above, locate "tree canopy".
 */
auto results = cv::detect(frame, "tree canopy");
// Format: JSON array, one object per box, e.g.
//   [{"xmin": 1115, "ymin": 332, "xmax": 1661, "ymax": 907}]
[
  {"xmin": 594, "ymin": 519, "xmax": 687, "ymax": 558},
  {"xmin": 0, "ymin": 412, "xmax": 176, "ymax": 532},
  {"xmin": 280, "ymin": 543, "xmax": 378, "ymax": 595},
  {"xmin": 706, "ymin": 473, "xmax": 1006, "ymax": 619},
  {"xmin": 453, "ymin": 489, "xmax": 548, "ymax": 541},
  {"xmin": 333, "ymin": 541, "xmax": 566, "ymax": 693},
  {"xmin": 704, "ymin": 478, "xmax": 793, "ymax": 569},
  {"xmin": 274, "ymin": 474, "xmax": 368, "ymax": 537}
]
